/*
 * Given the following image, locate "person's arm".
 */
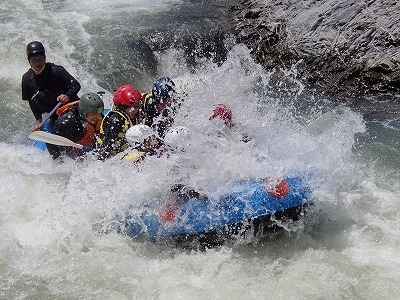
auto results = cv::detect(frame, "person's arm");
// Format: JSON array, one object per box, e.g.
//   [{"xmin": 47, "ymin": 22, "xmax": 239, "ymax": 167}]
[
  {"xmin": 22, "ymin": 73, "xmax": 42, "ymax": 121},
  {"xmin": 28, "ymin": 92, "xmax": 44, "ymax": 131},
  {"xmin": 53, "ymin": 65, "xmax": 81, "ymax": 103},
  {"xmin": 28, "ymin": 100, "xmax": 43, "ymax": 121}
]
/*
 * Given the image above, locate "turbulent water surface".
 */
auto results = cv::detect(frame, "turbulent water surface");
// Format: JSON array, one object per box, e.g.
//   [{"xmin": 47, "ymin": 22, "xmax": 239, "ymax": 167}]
[{"xmin": 0, "ymin": 0, "xmax": 399, "ymax": 299}]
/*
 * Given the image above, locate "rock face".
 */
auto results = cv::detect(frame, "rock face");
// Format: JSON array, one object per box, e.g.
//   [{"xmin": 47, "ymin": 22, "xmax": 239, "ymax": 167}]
[{"xmin": 230, "ymin": 0, "xmax": 400, "ymax": 97}]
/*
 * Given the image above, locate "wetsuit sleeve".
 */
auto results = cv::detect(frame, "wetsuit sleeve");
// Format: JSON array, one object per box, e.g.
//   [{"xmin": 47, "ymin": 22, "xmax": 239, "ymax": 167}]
[
  {"xmin": 22, "ymin": 72, "xmax": 42, "ymax": 120},
  {"xmin": 53, "ymin": 65, "xmax": 81, "ymax": 101},
  {"xmin": 28, "ymin": 100, "xmax": 43, "ymax": 121},
  {"xmin": 21, "ymin": 72, "xmax": 35, "ymax": 101},
  {"xmin": 97, "ymin": 113, "xmax": 127, "ymax": 161}
]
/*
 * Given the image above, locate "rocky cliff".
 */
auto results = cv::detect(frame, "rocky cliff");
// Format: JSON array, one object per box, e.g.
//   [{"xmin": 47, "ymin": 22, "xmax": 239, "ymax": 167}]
[{"xmin": 229, "ymin": 0, "xmax": 400, "ymax": 99}]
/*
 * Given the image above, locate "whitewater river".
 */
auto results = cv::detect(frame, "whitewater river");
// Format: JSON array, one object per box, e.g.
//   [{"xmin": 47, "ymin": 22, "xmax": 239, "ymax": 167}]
[{"xmin": 0, "ymin": 0, "xmax": 399, "ymax": 299}]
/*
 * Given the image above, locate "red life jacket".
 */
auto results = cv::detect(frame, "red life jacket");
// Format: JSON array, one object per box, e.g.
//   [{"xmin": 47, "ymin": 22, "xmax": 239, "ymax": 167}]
[{"xmin": 57, "ymin": 100, "xmax": 102, "ymax": 153}]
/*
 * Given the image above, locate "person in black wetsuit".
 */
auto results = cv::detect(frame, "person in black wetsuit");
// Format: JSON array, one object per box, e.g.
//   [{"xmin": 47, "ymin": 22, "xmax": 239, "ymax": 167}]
[
  {"xmin": 96, "ymin": 84, "xmax": 144, "ymax": 161},
  {"xmin": 142, "ymin": 77, "xmax": 181, "ymax": 138},
  {"xmin": 46, "ymin": 93, "xmax": 104, "ymax": 160},
  {"xmin": 21, "ymin": 41, "xmax": 81, "ymax": 131}
]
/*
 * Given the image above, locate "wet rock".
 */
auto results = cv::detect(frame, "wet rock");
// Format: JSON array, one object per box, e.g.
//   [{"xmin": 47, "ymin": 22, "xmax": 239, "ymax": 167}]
[{"xmin": 230, "ymin": 0, "xmax": 400, "ymax": 97}]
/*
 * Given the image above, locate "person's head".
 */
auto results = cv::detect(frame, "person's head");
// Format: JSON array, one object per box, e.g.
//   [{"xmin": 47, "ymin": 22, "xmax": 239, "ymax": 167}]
[
  {"xmin": 152, "ymin": 77, "xmax": 176, "ymax": 112},
  {"xmin": 164, "ymin": 126, "xmax": 191, "ymax": 152},
  {"xmin": 209, "ymin": 104, "xmax": 234, "ymax": 127},
  {"xmin": 125, "ymin": 124, "xmax": 158, "ymax": 149},
  {"xmin": 113, "ymin": 85, "xmax": 142, "ymax": 119},
  {"xmin": 26, "ymin": 41, "xmax": 46, "ymax": 74},
  {"xmin": 79, "ymin": 92, "xmax": 104, "ymax": 124}
]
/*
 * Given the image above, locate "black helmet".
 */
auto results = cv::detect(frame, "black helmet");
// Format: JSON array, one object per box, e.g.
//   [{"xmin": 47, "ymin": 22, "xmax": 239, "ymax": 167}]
[
  {"xmin": 26, "ymin": 41, "xmax": 45, "ymax": 59},
  {"xmin": 152, "ymin": 77, "xmax": 176, "ymax": 104},
  {"xmin": 79, "ymin": 93, "xmax": 104, "ymax": 118}
]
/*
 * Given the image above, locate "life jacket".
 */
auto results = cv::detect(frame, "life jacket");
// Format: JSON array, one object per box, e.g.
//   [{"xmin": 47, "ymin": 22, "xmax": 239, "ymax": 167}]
[
  {"xmin": 119, "ymin": 143, "xmax": 168, "ymax": 163},
  {"xmin": 96, "ymin": 110, "xmax": 133, "ymax": 151},
  {"xmin": 70, "ymin": 121, "xmax": 101, "ymax": 154},
  {"xmin": 141, "ymin": 91, "xmax": 187, "ymax": 136},
  {"xmin": 141, "ymin": 93, "xmax": 176, "ymax": 138},
  {"xmin": 120, "ymin": 151, "xmax": 147, "ymax": 162},
  {"xmin": 57, "ymin": 101, "xmax": 102, "ymax": 154}
]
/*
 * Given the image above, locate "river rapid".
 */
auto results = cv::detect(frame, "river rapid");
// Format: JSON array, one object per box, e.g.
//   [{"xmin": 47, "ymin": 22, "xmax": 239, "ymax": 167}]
[{"xmin": 0, "ymin": 1, "xmax": 399, "ymax": 299}]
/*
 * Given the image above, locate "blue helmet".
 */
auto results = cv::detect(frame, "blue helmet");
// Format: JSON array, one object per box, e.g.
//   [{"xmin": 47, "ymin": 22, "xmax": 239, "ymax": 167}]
[{"xmin": 152, "ymin": 77, "xmax": 176, "ymax": 103}]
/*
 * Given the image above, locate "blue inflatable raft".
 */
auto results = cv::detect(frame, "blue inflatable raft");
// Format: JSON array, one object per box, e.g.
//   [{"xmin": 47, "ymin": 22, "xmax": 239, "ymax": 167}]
[{"xmin": 121, "ymin": 176, "xmax": 311, "ymax": 246}]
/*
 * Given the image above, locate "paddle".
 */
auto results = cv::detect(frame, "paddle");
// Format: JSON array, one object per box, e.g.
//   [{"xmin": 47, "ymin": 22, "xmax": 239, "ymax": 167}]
[
  {"xmin": 28, "ymin": 131, "xmax": 95, "ymax": 152},
  {"xmin": 304, "ymin": 111, "xmax": 334, "ymax": 137},
  {"xmin": 38, "ymin": 102, "xmax": 62, "ymax": 129},
  {"xmin": 29, "ymin": 102, "xmax": 63, "ymax": 147}
]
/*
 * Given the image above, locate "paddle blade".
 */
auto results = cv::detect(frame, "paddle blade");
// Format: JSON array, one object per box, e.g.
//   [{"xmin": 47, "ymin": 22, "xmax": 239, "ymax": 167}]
[
  {"xmin": 28, "ymin": 131, "xmax": 83, "ymax": 149},
  {"xmin": 304, "ymin": 111, "xmax": 334, "ymax": 137}
]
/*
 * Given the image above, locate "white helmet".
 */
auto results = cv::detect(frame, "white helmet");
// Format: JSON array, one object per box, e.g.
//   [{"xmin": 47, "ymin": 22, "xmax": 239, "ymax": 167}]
[
  {"xmin": 126, "ymin": 124, "xmax": 154, "ymax": 145},
  {"xmin": 164, "ymin": 126, "xmax": 191, "ymax": 150}
]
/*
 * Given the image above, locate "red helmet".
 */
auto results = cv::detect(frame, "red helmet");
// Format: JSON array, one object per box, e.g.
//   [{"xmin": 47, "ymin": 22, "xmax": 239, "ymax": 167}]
[
  {"xmin": 113, "ymin": 85, "xmax": 142, "ymax": 107},
  {"xmin": 210, "ymin": 104, "xmax": 233, "ymax": 122}
]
